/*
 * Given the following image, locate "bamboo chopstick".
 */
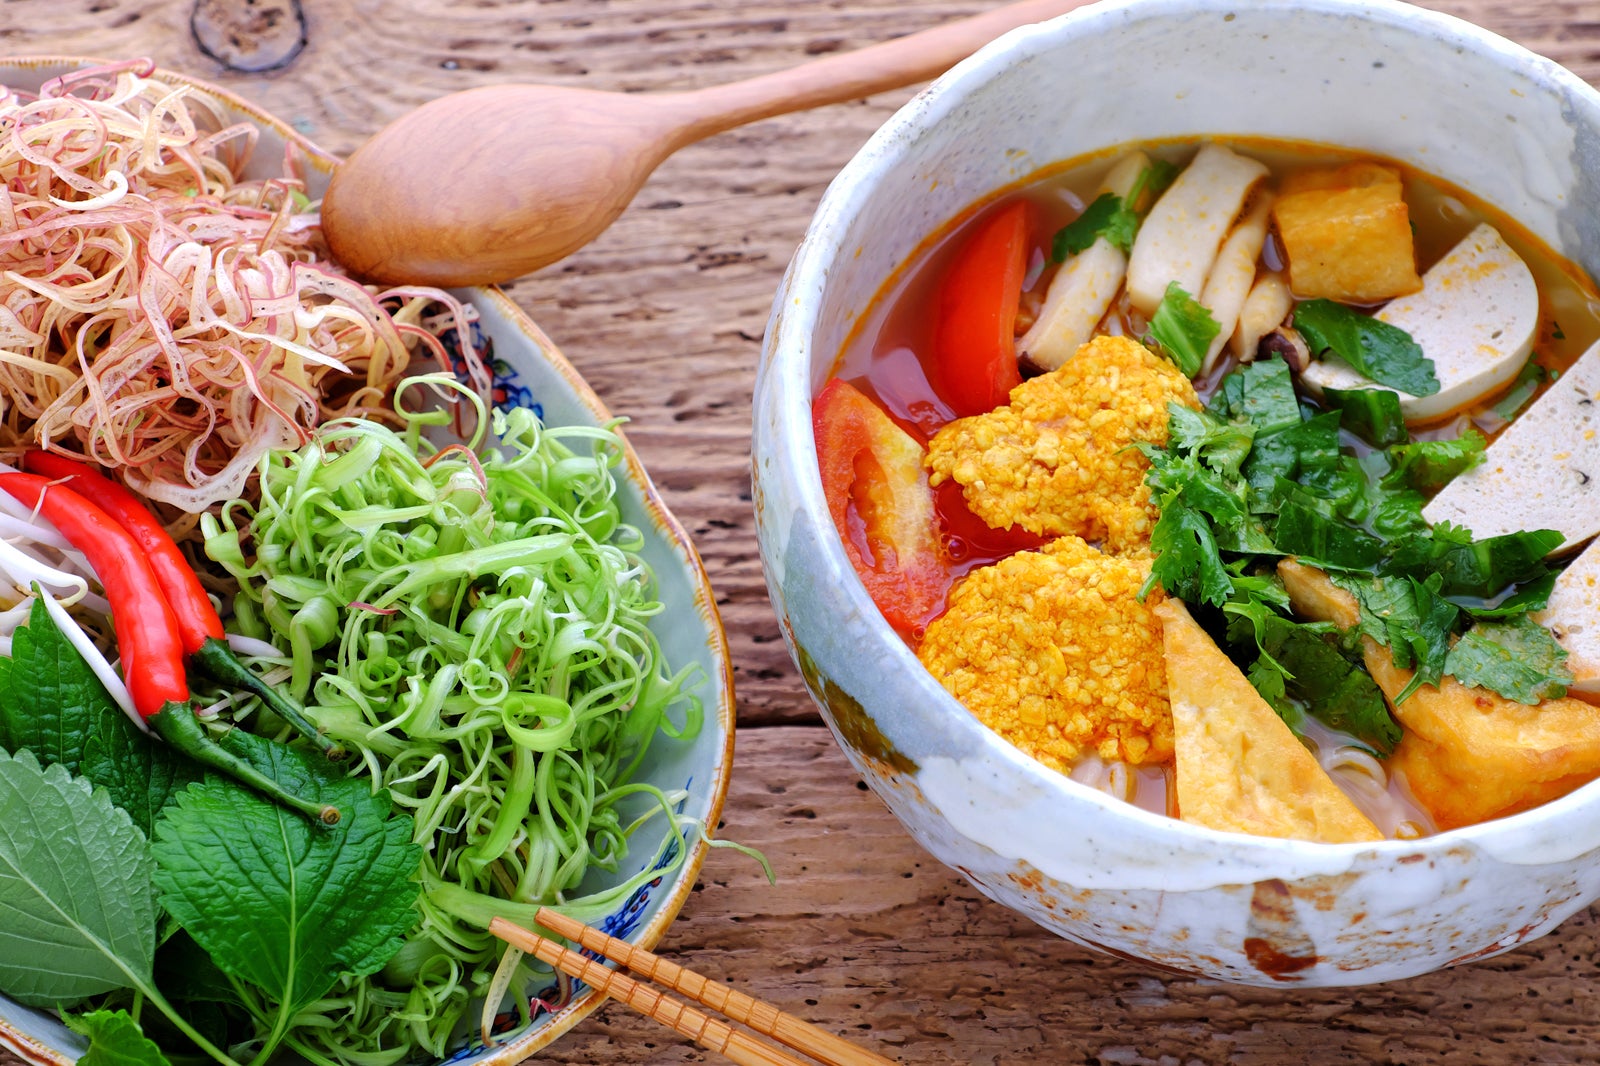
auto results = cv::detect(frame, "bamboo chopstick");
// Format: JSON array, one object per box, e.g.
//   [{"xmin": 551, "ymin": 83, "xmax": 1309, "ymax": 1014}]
[
  {"xmin": 489, "ymin": 917, "xmax": 814, "ymax": 1066},
  {"xmin": 532, "ymin": 907, "xmax": 897, "ymax": 1066}
]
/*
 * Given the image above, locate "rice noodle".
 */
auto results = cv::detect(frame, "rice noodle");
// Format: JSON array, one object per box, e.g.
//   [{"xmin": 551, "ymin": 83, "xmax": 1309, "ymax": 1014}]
[
  {"xmin": 0, "ymin": 62, "xmax": 485, "ymax": 510},
  {"xmin": 1317, "ymin": 738, "xmax": 1437, "ymax": 839}
]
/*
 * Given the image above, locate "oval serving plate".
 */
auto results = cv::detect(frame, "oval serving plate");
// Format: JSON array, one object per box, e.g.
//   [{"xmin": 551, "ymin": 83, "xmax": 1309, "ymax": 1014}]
[{"xmin": 0, "ymin": 56, "xmax": 736, "ymax": 1066}]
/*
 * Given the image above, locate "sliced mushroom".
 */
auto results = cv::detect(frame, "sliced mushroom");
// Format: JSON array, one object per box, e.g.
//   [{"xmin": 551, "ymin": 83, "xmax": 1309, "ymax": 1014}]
[{"xmin": 1257, "ymin": 325, "xmax": 1312, "ymax": 372}]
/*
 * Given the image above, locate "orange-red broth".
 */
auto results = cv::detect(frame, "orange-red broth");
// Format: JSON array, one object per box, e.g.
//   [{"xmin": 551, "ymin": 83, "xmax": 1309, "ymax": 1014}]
[{"xmin": 826, "ymin": 138, "xmax": 1600, "ymax": 835}]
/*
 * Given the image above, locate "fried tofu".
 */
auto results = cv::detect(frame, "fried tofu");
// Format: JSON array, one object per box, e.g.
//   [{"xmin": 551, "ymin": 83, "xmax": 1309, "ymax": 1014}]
[
  {"xmin": 1274, "ymin": 162, "xmax": 1422, "ymax": 304},
  {"xmin": 924, "ymin": 334, "xmax": 1200, "ymax": 553},
  {"xmin": 1156, "ymin": 599, "xmax": 1383, "ymax": 843},
  {"xmin": 1278, "ymin": 559, "xmax": 1600, "ymax": 829},
  {"xmin": 918, "ymin": 536, "xmax": 1172, "ymax": 770}
]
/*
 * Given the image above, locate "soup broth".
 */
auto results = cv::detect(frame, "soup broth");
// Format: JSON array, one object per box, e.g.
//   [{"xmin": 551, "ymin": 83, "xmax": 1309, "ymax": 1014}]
[{"xmin": 819, "ymin": 137, "xmax": 1600, "ymax": 838}]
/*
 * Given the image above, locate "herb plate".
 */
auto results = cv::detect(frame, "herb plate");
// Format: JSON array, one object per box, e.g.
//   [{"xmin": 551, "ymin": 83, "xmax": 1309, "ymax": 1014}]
[{"xmin": 0, "ymin": 57, "xmax": 735, "ymax": 1066}]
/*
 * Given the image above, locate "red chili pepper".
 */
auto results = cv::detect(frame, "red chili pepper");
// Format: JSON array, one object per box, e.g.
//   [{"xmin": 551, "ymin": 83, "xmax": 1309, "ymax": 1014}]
[
  {"xmin": 25, "ymin": 451, "xmax": 225, "ymax": 653},
  {"xmin": 0, "ymin": 473, "xmax": 339, "ymax": 825},
  {"xmin": 22, "ymin": 451, "xmax": 343, "ymax": 760},
  {"xmin": 929, "ymin": 201, "xmax": 1032, "ymax": 418},
  {"xmin": 813, "ymin": 378, "xmax": 948, "ymax": 633}
]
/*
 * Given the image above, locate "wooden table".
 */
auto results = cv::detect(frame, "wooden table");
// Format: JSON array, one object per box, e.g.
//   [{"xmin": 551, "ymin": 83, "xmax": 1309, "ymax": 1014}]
[{"xmin": 5, "ymin": 1, "xmax": 1600, "ymax": 1062}]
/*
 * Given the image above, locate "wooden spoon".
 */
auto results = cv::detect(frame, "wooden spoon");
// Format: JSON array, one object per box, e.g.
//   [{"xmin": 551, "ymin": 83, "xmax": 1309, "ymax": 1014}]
[{"xmin": 321, "ymin": 0, "xmax": 1094, "ymax": 286}]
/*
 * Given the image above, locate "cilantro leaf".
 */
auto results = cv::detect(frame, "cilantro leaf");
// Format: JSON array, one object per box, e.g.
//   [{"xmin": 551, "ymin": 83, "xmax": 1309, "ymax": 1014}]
[
  {"xmin": 64, "ymin": 1011, "xmax": 172, "ymax": 1066},
  {"xmin": 1053, "ymin": 161, "xmax": 1181, "ymax": 260},
  {"xmin": 0, "ymin": 750, "xmax": 157, "ymax": 1007},
  {"xmin": 1445, "ymin": 616, "xmax": 1572, "ymax": 704},
  {"xmin": 1052, "ymin": 194, "xmax": 1126, "ymax": 259},
  {"xmin": 1334, "ymin": 572, "xmax": 1459, "ymax": 702},
  {"xmin": 1380, "ymin": 430, "xmax": 1487, "ymax": 494},
  {"xmin": 0, "ymin": 598, "xmax": 199, "ymax": 835},
  {"xmin": 1295, "ymin": 299, "xmax": 1439, "ymax": 396},
  {"xmin": 1142, "ymin": 490, "xmax": 1234, "ymax": 607},
  {"xmin": 150, "ymin": 735, "xmax": 422, "ymax": 1048},
  {"xmin": 1164, "ymin": 404, "xmax": 1255, "ymax": 479},
  {"xmin": 1128, "ymin": 158, "xmax": 1180, "ymax": 211},
  {"xmin": 1146, "ymin": 282, "xmax": 1219, "ymax": 377},
  {"xmin": 1323, "ymin": 386, "xmax": 1409, "ymax": 447}
]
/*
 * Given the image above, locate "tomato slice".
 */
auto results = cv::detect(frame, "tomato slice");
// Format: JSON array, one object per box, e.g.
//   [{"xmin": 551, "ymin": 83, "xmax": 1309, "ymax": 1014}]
[
  {"xmin": 813, "ymin": 379, "xmax": 948, "ymax": 632},
  {"xmin": 932, "ymin": 479, "xmax": 1048, "ymax": 562},
  {"xmin": 929, "ymin": 201, "xmax": 1031, "ymax": 418}
]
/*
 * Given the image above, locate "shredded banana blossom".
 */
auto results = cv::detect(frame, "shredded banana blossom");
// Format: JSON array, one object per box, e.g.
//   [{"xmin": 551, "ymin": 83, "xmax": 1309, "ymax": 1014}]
[{"xmin": 0, "ymin": 59, "xmax": 488, "ymax": 511}]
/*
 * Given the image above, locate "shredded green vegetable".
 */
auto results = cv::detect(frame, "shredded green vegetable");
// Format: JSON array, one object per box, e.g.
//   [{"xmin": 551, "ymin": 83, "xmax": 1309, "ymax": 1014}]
[{"xmin": 201, "ymin": 377, "xmax": 704, "ymax": 1064}]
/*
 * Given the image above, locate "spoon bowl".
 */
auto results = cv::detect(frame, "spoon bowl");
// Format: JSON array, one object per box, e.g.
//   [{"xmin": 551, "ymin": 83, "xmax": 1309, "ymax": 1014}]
[
  {"xmin": 322, "ymin": 85, "xmax": 689, "ymax": 285},
  {"xmin": 319, "ymin": 0, "xmax": 1093, "ymax": 286}
]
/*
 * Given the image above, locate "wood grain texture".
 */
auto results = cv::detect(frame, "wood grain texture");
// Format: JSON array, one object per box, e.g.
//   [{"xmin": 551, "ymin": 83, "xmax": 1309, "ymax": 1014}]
[{"xmin": 4, "ymin": 1, "xmax": 1600, "ymax": 1063}]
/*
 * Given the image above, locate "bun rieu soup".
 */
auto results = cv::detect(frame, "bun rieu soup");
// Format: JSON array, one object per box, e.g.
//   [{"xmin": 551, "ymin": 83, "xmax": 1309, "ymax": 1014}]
[{"xmin": 816, "ymin": 139, "xmax": 1600, "ymax": 842}]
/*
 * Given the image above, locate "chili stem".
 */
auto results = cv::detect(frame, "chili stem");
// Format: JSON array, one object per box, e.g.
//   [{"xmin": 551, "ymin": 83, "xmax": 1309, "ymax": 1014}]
[
  {"xmin": 148, "ymin": 703, "xmax": 341, "ymax": 825},
  {"xmin": 192, "ymin": 637, "xmax": 346, "ymax": 760}
]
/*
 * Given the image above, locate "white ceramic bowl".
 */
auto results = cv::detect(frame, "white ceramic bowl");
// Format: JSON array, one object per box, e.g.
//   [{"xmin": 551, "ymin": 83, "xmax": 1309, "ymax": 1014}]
[
  {"xmin": 754, "ymin": 0, "xmax": 1600, "ymax": 986},
  {"xmin": 0, "ymin": 59, "xmax": 734, "ymax": 1064}
]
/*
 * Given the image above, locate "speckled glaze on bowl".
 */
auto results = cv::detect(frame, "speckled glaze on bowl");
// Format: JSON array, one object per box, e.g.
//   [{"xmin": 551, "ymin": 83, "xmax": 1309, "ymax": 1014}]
[
  {"xmin": 754, "ymin": 0, "xmax": 1600, "ymax": 986},
  {"xmin": 0, "ymin": 58, "xmax": 734, "ymax": 1065}
]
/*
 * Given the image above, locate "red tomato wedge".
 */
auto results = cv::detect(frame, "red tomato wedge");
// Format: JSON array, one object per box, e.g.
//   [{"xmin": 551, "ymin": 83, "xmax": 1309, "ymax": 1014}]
[
  {"xmin": 813, "ymin": 379, "xmax": 948, "ymax": 631},
  {"xmin": 929, "ymin": 201, "xmax": 1031, "ymax": 417},
  {"xmin": 932, "ymin": 478, "xmax": 1048, "ymax": 561}
]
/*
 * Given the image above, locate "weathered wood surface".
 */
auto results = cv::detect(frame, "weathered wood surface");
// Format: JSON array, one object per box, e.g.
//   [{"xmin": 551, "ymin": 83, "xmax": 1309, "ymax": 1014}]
[{"xmin": 3, "ymin": 1, "xmax": 1600, "ymax": 1063}]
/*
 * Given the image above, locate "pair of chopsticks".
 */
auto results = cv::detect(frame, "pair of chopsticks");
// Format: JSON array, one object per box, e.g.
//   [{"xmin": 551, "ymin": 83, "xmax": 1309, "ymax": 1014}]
[{"xmin": 489, "ymin": 908, "xmax": 898, "ymax": 1066}]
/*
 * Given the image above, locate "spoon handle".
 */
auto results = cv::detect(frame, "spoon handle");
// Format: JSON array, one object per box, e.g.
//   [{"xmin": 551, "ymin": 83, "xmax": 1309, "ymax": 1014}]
[{"xmin": 672, "ymin": 0, "xmax": 1097, "ymax": 140}]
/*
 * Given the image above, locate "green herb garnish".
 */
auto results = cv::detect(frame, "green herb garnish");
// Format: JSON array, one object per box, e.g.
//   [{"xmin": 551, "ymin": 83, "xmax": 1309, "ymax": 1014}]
[
  {"xmin": 1323, "ymin": 386, "xmax": 1409, "ymax": 447},
  {"xmin": 1295, "ymin": 298, "xmax": 1440, "ymax": 396},
  {"xmin": 1051, "ymin": 160, "xmax": 1180, "ymax": 260},
  {"xmin": 1140, "ymin": 354, "xmax": 1567, "ymax": 721},
  {"xmin": 1146, "ymin": 281, "xmax": 1219, "ymax": 377},
  {"xmin": 1052, "ymin": 193, "xmax": 1125, "ymax": 259},
  {"xmin": 1380, "ymin": 430, "xmax": 1487, "ymax": 494},
  {"xmin": 1443, "ymin": 615, "xmax": 1574, "ymax": 704}
]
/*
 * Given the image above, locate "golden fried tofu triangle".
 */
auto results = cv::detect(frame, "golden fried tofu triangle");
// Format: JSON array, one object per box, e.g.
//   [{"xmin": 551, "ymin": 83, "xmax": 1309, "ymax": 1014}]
[
  {"xmin": 1155, "ymin": 599, "xmax": 1383, "ymax": 843},
  {"xmin": 1278, "ymin": 559, "xmax": 1600, "ymax": 830}
]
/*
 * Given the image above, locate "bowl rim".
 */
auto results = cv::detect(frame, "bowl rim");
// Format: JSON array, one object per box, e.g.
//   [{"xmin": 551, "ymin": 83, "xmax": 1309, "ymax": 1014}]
[
  {"xmin": 0, "ymin": 55, "xmax": 737, "ymax": 1066},
  {"xmin": 761, "ymin": 0, "xmax": 1600, "ymax": 866}
]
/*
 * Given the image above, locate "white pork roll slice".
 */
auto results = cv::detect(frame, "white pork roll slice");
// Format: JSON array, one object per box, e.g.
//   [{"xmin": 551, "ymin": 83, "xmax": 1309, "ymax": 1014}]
[
  {"xmin": 1018, "ymin": 151, "xmax": 1148, "ymax": 370},
  {"xmin": 1422, "ymin": 338, "xmax": 1600, "ymax": 546},
  {"xmin": 1300, "ymin": 223, "xmax": 1537, "ymax": 422},
  {"xmin": 1125, "ymin": 143, "xmax": 1268, "ymax": 318},
  {"xmin": 1534, "ymin": 537, "xmax": 1600, "ymax": 698}
]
